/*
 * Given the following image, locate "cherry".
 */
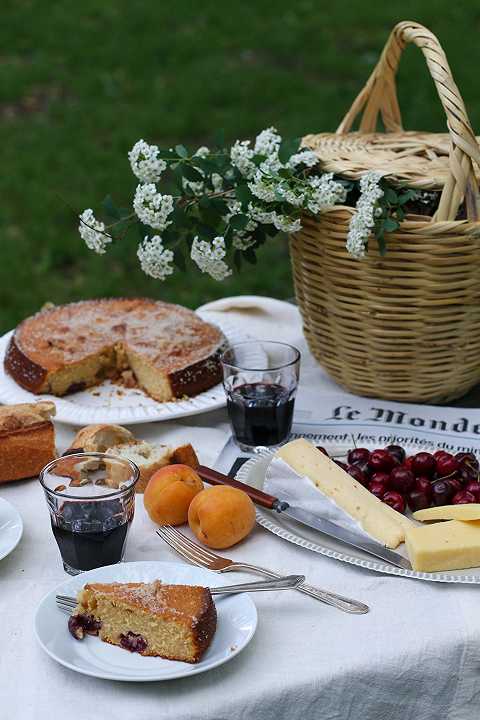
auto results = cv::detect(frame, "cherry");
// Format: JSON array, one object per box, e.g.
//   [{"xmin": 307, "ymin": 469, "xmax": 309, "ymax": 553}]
[
  {"xmin": 347, "ymin": 448, "xmax": 370, "ymax": 465},
  {"xmin": 459, "ymin": 464, "xmax": 478, "ymax": 484},
  {"xmin": 370, "ymin": 471, "xmax": 391, "ymax": 487},
  {"xmin": 436, "ymin": 454, "xmax": 460, "ymax": 477},
  {"xmin": 403, "ymin": 456, "xmax": 415, "ymax": 471},
  {"xmin": 434, "ymin": 450, "xmax": 450, "ymax": 460},
  {"xmin": 464, "ymin": 481, "xmax": 480, "ymax": 500},
  {"xmin": 346, "ymin": 464, "xmax": 368, "ymax": 486},
  {"xmin": 389, "ymin": 466, "xmax": 415, "ymax": 493},
  {"xmin": 334, "ymin": 460, "xmax": 349, "ymax": 471},
  {"xmin": 119, "ymin": 631, "xmax": 148, "ymax": 653},
  {"xmin": 415, "ymin": 476, "xmax": 432, "ymax": 498},
  {"xmin": 449, "ymin": 477, "xmax": 463, "ymax": 494},
  {"xmin": 411, "ymin": 452, "xmax": 435, "ymax": 477},
  {"xmin": 456, "ymin": 452, "xmax": 479, "ymax": 470},
  {"xmin": 383, "ymin": 491, "xmax": 406, "ymax": 514},
  {"xmin": 407, "ymin": 489, "xmax": 431, "ymax": 512},
  {"xmin": 368, "ymin": 480, "xmax": 387, "ymax": 499},
  {"xmin": 452, "ymin": 490, "xmax": 476, "ymax": 505},
  {"xmin": 316, "ymin": 446, "xmax": 329, "ymax": 456},
  {"xmin": 385, "ymin": 445, "xmax": 406, "ymax": 463},
  {"xmin": 431, "ymin": 479, "xmax": 453, "ymax": 506},
  {"xmin": 368, "ymin": 450, "xmax": 398, "ymax": 473}
]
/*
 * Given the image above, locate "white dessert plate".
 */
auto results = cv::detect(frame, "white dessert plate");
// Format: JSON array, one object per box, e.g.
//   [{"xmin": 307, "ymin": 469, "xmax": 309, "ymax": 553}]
[
  {"xmin": 237, "ymin": 442, "xmax": 480, "ymax": 584},
  {"xmin": 0, "ymin": 313, "xmax": 246, "ymax": 426},
  {"xmin": 0, "ymin": 497, "xmax": 23, "ymax": 562},
  {"xmin": 34, "ymin": 560, "xmax": 257, "ymax": 682}
]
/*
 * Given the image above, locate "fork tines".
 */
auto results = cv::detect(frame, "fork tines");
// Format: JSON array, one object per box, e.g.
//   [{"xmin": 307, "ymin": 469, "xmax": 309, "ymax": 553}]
[
  {"xmin": 56, "ymin": 594, "xmax": 77, "ymax": 615},
  {"xmin": 156, "ymin": 525, "xmax": 223, "ymax": 569}
]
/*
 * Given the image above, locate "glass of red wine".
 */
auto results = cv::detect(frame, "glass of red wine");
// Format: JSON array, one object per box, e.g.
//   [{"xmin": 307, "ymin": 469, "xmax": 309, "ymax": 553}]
[
  {"xmin": 39, "ymin": 453, "xmax": 139, "ymax": 575},
  {"xmin": 221, "ymin": 341, "xmax": 301, "ymax": 453}
]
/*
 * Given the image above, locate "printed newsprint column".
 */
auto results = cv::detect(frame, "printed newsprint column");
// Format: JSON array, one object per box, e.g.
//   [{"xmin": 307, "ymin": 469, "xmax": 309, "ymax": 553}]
[{"xmin": 294, "ymin": 394, "xmax": 480, "ymax": 455}]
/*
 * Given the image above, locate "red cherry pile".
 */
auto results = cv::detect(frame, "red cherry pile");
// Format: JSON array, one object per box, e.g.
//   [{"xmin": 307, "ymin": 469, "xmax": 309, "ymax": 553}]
[{"xmin": 319, "ymin": 445, "xmax": 480, "ymax": 515}]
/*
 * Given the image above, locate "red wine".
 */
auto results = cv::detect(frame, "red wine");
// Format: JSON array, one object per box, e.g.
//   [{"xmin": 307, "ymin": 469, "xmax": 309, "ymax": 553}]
[
  {"xmin": 226, "ymin": 382, "xmax": 295, "ymax": 447},
  {"xmin": 52, "ymin": 500, "xmax": 133, "ymax": 572}
]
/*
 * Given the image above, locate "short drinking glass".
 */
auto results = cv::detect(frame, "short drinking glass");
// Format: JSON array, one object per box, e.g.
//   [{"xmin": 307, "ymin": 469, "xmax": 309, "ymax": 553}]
[
  {"xmin": 40, "ymin": 453, "xmax": 139, "ymax": 575},
  {"xmin": 221, "ymin": 341, "xmax": 301, "ymax": 453}
]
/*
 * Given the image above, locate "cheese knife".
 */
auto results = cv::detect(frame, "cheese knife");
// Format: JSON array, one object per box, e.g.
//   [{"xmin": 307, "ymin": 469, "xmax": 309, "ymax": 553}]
[{"xmin": 197, "ymin": 465, "xmax": 412, "ymax": 570}]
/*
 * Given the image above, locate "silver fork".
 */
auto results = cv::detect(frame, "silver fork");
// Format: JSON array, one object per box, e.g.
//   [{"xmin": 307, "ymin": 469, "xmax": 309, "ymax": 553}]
[
  {"xmin": 55, "ymin": 575, "xmax": 305, "ymax": 614},
  {"xmin": 156, "ymin": 525, "xmax": 369, "ymax": 614}
]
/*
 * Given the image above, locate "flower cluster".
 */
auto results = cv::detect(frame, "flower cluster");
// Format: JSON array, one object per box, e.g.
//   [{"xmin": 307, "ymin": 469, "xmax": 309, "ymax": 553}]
[
  {"xmin": 78, "ymin": 209, "xmax": 112, "ymax": 254},
  {"xmin": 346, "ymin": 172, "xmax": 384, "ymax": 258},
  {"xmin": 191, "ymin": 236, "xmax": 232, "ymax": 281},
  {"xmin": 133, "ymin": 183, "xmax": 174, "ymax": 230},
  {"xmin": 128, "ymin": 140, "xmax": 166, "ymax": 183},
  {"xmin": 137, "ymin": 235, "xmax": 174, "ymax": 280},
  {"xmin": 78, "ymin": 125, "xmax": 408, "ymax": 282}
]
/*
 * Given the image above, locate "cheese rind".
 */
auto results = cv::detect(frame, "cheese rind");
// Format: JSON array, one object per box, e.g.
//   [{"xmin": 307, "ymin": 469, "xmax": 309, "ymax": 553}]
[
  {"xmin": 413, "ymin": 504, "xmax": 480, "ymax": 523},
  {"xmin": 276, "ymin": 438, "xmax": 410, "ymax": 548},
  {"xmin": 405, "ymin": 520, "xmax": 480, "ymax": 572}
]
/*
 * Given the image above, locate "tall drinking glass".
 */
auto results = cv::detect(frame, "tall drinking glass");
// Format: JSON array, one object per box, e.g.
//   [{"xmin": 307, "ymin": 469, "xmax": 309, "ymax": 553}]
[
  {"xmin": 40, "ymin": 453, "xmax": 139, "ymax": 575},
  {"xmin": 221, "ymin": 341, "xmax": 301, "ymax": 453}
]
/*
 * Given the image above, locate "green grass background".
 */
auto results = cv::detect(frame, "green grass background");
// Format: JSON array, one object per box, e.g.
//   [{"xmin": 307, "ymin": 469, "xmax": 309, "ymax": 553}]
[{"xmin": 1, "ymin": 1, "xmax": 479, "ymax": 332}]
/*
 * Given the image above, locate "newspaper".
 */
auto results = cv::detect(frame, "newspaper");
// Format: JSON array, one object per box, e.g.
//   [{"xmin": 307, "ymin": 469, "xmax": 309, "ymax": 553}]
[{"xmin": 215, "ymin": 394, "xmax": 480, "ymax": 473}]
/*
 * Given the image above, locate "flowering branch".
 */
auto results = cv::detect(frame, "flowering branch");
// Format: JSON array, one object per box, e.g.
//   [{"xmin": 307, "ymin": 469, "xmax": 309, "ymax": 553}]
[{"xmin": 78, "ymin": 128, "xmax": 418, "ymax": 280}]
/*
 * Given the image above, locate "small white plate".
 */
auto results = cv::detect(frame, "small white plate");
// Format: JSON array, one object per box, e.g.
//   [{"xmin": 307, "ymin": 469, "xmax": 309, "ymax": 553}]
[
  {"xmin": 34, "ymin": 561, "xmax": 257, "ymax": 682},
  {"xmin": 0, "ymin": 314, "xmax": 248, "ymax": 426},
  {"xmin": 238, "ymin": 443, "xmax": 480, "ymax": 584},
  {"xmin": 0, "ymin": 497, "xmax": 23, "ymax": 562}
]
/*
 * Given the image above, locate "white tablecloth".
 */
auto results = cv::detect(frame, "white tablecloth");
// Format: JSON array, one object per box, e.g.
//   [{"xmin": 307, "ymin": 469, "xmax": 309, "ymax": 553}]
[{"xmin": 2, "ymin": 297, "xmax": 480, "ymax": 720}]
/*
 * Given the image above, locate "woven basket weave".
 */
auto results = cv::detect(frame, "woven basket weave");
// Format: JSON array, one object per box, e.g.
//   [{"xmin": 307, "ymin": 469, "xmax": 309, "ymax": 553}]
[{"xmin": 293, "ymin": 21, "xmax": 480, "ymax": 403}]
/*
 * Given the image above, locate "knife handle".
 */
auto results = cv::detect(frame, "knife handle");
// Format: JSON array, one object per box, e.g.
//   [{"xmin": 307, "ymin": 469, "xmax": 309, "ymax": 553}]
[{"xmin": 197, "ymin": 465, "xmax": 278, "ymax": 510}]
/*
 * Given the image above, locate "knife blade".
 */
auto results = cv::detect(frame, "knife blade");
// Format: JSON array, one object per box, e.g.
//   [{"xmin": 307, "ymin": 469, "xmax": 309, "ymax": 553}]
[{"xmin": 197, "ymin": 465, "xmax": 412, "ymax": 571}]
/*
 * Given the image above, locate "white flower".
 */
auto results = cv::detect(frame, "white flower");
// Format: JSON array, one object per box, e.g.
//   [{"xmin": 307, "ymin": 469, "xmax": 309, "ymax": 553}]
[
  {"xmin": 183, "ymin": 146, "xmax": 223, "ymax": 195},
  {"xmin": 248, "ymin": 203, "xmax": 275, "ymax": 225},
  {"xmin": 195, "ymin": 146, "xmax": 210, "ymax": 158},
  {"xmin": 79, "ymin": 209, "xmax": 112, "ymax": 254},
  {"xmin": 128, "ymin": 140, "xmax": 166, "ymax": 184},
  {"xmin": 133, "ymin": 184, "xmax": 174, "ymax": 230},
  {"xmin": 224, "ymin": 200, "xmax": 257, "ymax": 232},
  {"xmin": 232, "ymin": 234, "xmax": 256, "ymax": 250},
  {"xmin": 230, "ymin": 140, "xmax": 255, "ymax": 178},
  {"xmin": 346, "ymin": 171, "xmax": 384, "ymax": 259},
  {"xmin": 287, "ymin": 149, "xmax": 319, "ymax": 169},
  {"xmin": 307, "ymin": 173, "xmax": 347, "ymax": 214},
  {"xmin": 275, "ymin": 182, "xmax": 305, "ymax": 207},
  {"xmin": 271, "ymin": 213, "xmax": 302, "ymax": 233},
  {"xmin": 254, "ymin": 126, "xmax": 281, "ymax": 156},
  {"xmin": 191, "ymin": 236, "xmax": 232, "ymax": 281},
  {"xmin": 137, "ymin": 235, "xmax": 175, "ymax": 280},
  {"xmin": 248, "ymin": 170, "xmax": 277, "ymax": 202}
]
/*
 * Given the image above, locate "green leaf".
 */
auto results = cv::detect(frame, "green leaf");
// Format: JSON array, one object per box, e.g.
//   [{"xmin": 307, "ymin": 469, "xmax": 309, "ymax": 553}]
[
  {"xmin": 102, "ymin": 195, "xmax": 121, "ymax": 220},
  {"xmin": 233, "ymin": 249, "xmax": 243, "ymax": 271},
  {"xmin": 229, "ymin": 214, "xmax": 250, "ymax": 230},
  {"xmin": 175, "ymin": 144, "xmax": 188, "ymax": 158},
  {"xmin": 244, "ymin": 247, "xmax": 258, "ymax": 265},
  {"xmin": 384, "ymin": 217, "xmax": 399, "ymax": 232},
  {"xmin": 278, "ymin": 138, "xmax": 300, "ymax": 164},
  {"xmin": 235, "ymin": 184, "xmax": 253, "ymax": 207},
  {"xmin": 173, "ymin": 247, "xmax": 186, "ymax": 272},
  {"xmin": 181, "ymin": 164, "xmax": 204, "ymax": 182},
  {"xmin": 384, "ymin": 188, "xmax": 398, "ymax": 205}
]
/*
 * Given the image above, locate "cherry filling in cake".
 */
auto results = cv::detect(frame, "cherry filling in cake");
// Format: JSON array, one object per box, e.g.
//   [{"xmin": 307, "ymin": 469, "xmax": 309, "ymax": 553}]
[{"xmin": 68, "ymin": 580, "xmax": 217, "ymax": 663}]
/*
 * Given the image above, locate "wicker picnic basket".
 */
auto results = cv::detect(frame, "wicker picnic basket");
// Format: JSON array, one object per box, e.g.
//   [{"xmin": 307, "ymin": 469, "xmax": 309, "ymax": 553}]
[{"xmin": 292, "ymin": 21, "xmax": 480, "ymax": 403}]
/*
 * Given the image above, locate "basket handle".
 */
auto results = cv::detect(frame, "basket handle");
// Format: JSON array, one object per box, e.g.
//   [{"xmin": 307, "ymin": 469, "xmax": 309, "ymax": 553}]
[{"xmin": 336, "ymin": 21, "xmax": 480, "ymax": 221}]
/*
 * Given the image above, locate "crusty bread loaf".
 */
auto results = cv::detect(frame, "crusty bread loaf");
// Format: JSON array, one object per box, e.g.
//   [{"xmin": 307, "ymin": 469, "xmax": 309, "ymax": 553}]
[
  {"xmin": 65, "ymin": 424, "xmax": 199, "ymax": 493},
  {"xmin": 0, "ymin": 401, "xmax": 56, "ymax": 483}
]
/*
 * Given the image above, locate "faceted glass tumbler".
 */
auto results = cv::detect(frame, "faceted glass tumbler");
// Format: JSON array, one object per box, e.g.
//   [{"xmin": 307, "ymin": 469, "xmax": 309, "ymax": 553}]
[
  {"xmin": 221, "ymin": 341, "xmax": 301, "ymax": 453},
  {"xmin": 39, "ymin": 453, "xmax": 139, "ymax": 575}
]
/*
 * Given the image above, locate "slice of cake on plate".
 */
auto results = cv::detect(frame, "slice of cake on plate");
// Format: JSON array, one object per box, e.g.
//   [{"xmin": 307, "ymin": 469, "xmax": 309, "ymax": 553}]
[{"xmin": 68, "ymin": 580, "xmax": 217, "ymax": 663}]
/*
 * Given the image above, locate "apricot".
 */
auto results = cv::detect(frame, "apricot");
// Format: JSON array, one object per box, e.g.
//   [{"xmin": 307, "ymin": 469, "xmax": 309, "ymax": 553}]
[
  {"xmin": 144, "ymin": 464, "xmax": 203, "ymax": 526},
  {"xmin": 188, "ymin": 485, "xmax": 256, "ymax": 549}
]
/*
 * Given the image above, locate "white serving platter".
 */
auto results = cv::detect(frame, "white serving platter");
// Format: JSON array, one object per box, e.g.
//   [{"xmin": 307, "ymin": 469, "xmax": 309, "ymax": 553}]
[
  {"xmin": 237, "ymin": 442, "xmax": 480, "ymax": 584},
  {"xmin": 0, "ymin": 497, "xmax": 23, "ymax": 562},
  {"xmin": 0, "ymin": 313, "xmax": 245, "ymax": 426},
  {"xmin": 34, "ymin": 560, "xmax": 257, "ymax": 682}
]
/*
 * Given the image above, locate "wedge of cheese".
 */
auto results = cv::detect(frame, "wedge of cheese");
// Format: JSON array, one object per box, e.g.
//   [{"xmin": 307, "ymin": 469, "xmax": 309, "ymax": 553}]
[
  {"xmin": 413, "ymin": 504, "xmax": 480, "ymax": 523},
  {"xmin": 405, "ymin": 520, "xmax": 480, "ymax": 572},
  {"xmin": 276, "ymin": 438, "xmax": 412, "ymax": 548}
]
